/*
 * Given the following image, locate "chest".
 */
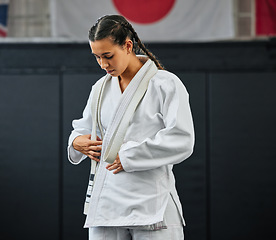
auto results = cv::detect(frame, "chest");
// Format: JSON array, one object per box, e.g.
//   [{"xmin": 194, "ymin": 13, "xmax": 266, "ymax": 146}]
[{"xmin": 99, "ymin": 78, "xmax": 165, "ymax": 141}]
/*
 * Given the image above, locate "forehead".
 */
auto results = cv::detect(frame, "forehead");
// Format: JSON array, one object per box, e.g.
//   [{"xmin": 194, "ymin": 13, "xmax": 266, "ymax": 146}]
[{"xmin": 90, "ymin": 38, "xmax": 121, "ymax": 55}]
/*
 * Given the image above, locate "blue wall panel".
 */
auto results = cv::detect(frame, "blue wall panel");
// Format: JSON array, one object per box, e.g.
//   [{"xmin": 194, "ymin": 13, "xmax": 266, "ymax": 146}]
[
  {"xmin": 0, "ymin": 74, "xmax": 60, "ymax": 240},
  {"xmin": 210, "ymin": 72, "xmax": 276, "ymax": 240}
]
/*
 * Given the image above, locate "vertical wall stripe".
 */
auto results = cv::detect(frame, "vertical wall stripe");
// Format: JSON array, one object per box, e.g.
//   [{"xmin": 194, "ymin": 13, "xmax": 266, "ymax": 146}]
[
  {"xmin": 59, "ymin": 68, "xmax": 64, "ymax": 240},
  {"xmin": 205, "ymin": 73, "xmax": 211, "ymax": 240}
]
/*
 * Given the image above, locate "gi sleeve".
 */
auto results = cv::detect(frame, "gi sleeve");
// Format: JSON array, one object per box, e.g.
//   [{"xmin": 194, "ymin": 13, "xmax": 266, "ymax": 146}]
[{"xmin": 119, "ymin": 73, "xmax": 195, "ymax": 172}]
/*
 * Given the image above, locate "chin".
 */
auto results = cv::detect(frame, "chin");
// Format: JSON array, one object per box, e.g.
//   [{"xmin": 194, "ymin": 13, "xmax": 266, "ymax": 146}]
[{"xmin": 111, "ymin": 72, "xmax": 119, "ymax": 77}]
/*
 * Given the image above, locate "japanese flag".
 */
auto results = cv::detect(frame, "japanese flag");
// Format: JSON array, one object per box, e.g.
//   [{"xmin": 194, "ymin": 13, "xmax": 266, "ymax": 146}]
[{"xmin": 51, "ymin": 0, "xmax": 234, "ymax": 42}]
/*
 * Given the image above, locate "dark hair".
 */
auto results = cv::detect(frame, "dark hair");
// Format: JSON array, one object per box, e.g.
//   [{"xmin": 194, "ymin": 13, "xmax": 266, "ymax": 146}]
[{"xmin": 88, "ymin": 15, "xmax": 164, "ymax": 70}]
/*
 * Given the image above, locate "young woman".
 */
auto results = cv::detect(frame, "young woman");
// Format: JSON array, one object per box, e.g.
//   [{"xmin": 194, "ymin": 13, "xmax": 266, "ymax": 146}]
[{"xmin": 67, "ymin": 15, "xmax": 194, "ymax": 240}]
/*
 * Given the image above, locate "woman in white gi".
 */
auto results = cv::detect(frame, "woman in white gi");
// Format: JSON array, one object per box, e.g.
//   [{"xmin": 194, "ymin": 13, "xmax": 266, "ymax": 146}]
[{"xmin": 68, "ymin": 15, "xmax": 194, "ymax": 240}]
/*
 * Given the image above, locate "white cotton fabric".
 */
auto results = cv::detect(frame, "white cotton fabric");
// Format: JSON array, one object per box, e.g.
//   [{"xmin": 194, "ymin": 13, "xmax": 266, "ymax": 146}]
[
  {"xmin": 88, "ymin": 194, "xmax": 184, "ymax": 240},
  {"xmin": 67, "ymin": 63, "xmax": 194, "ymax": 228}
]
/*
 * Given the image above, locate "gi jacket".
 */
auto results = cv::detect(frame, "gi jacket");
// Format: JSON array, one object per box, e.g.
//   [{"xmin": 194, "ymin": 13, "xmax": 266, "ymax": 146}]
[{"xmin": 67, "ymin": 62, "xmax": 194, "ymax": 228}]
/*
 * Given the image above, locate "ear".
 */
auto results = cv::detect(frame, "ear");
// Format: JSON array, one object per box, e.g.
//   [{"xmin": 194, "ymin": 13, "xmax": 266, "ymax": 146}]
[{"xmin": 125, "ymin": 39, "xmax": 133, "ymax": 54}]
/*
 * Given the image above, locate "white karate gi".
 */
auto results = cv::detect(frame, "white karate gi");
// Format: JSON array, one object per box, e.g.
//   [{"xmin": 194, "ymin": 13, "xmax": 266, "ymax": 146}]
[{"xmin": 68, "ymin": 61, "xmax": 194, "ymax": 239}]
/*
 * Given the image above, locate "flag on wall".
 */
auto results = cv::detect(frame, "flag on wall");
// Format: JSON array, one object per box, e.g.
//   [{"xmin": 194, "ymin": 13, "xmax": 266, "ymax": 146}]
[
  {"xmin": 51, "ymin": 0, "xmax": 234, "ymax": 42},
  {"xmin": 256, "ymin": 0, "xmax": 276, "ymax": 36},
  {"xmin": 0, "ymin": 0, "xmax": 8, "ymax": 37}
]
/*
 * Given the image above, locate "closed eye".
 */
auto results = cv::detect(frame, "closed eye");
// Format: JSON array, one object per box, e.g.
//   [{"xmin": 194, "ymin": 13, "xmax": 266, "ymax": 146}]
[
  {"xmin": 92, "ymin": 53, "xmax": 113, "ymax": 60},
  {"xmin": 105, "ymin": 55, "xmax": 113, "ymax": 59}
]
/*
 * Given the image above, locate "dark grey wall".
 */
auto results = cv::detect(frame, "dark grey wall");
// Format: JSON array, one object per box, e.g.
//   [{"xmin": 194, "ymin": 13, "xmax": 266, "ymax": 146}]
[{"xmin": 0, "ymin": 39, "xmax": 275, "ymax": 240}]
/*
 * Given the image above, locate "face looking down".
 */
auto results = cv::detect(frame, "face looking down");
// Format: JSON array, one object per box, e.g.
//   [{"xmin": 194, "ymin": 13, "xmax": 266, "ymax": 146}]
[{"xmin": 90, "ymin": 38, "xmax": 133, "ymax": 78}]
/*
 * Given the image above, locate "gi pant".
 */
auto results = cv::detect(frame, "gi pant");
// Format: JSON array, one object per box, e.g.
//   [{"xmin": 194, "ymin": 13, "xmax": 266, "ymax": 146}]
[{"xmin": 89, "ymin": 195, "xmax": 184, "ymax": 240}]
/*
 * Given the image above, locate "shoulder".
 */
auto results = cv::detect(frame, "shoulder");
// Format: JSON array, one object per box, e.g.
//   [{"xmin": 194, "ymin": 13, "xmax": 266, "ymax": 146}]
[
  {"xmin": 90, "ymin": 74, "xmax": 110, "ymax": 93},
  {"xmin": 150, "ymin": 70, "xmax": 187, "ymax": 94},
  {"xmin": 93, "ymin": 75, "xmax": 107, "ymax": 88},
  {"xmin": 85, "ymin": 75, "xmax": 108, "ymax": 102}
]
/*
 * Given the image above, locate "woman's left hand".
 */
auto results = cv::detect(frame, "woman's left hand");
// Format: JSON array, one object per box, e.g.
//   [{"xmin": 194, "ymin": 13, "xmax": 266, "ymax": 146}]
[{"xmin": 106, "ymin": 154, "xmax": 124, "ymax": 174}]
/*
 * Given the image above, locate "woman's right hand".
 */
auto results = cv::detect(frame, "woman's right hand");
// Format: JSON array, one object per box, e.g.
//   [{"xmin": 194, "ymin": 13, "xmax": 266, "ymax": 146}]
[{"xmin": 72, "ymin": 134, "xmax": 102, "ymax": 162}]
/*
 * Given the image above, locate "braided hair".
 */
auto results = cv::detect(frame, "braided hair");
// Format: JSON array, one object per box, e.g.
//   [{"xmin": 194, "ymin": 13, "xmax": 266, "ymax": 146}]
[{"xmin": 88, "ymin": 15, "xmax": 164, "ymax": 70}]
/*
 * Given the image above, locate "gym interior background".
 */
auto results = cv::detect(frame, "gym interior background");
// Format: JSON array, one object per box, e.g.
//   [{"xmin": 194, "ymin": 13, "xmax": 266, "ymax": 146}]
[{"xmin": 0, "ymin": 1, "xmax": 276, "ymax": 240}]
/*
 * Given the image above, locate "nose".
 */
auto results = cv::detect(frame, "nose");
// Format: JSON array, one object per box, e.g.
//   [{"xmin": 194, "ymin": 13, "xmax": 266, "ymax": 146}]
[{"xmin": 99, "ymin": 58, "xmax": 109, "ymax": 69}]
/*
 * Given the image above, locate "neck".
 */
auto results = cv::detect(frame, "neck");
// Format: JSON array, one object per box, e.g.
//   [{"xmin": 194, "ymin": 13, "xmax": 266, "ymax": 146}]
[{"xmin": 119, "ymin": 55, "xmax": 144, "ymax": 92}]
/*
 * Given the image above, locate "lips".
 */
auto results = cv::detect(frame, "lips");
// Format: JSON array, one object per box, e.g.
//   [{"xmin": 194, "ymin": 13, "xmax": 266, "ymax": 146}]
[{"xmin": 106, "ymin": 70, "xmax": 114, "ymax": 74}]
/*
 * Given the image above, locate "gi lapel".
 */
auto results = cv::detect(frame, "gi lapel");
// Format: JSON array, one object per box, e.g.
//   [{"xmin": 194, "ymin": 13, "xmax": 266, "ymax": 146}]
[
  {"xmin": 102, "ymin": 59, "xmax": 158, "ymax": 164},
  {"xmin": 84, "ymin": 74, "xmax": 111, "ymax": 214}
]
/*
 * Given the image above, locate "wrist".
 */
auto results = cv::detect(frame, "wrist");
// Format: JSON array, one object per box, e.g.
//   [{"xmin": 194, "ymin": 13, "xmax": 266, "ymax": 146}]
[{"xmin": 72, "ymin": 136, "xmax": 80, "ymax": 150}]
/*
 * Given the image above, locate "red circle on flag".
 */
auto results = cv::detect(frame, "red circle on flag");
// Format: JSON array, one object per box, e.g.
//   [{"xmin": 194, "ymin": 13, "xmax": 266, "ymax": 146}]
[{"xmin": 112, "ymin": 0, "xmax": 176, "ymax": 24}]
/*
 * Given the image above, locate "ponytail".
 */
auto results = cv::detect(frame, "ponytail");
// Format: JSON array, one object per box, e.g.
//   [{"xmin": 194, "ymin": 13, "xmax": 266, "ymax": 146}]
[{"xmin": 126, "ymin": 24, "xmax": 165, "ymax": 70}]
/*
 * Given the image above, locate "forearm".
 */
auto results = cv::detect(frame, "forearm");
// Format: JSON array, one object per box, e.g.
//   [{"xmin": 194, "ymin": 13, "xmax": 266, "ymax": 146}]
[{"xmin": 119, "ymin": 128, "xmax": 194, "ymax": 172}]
